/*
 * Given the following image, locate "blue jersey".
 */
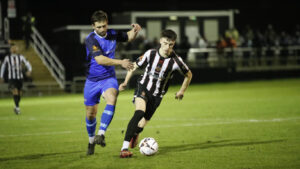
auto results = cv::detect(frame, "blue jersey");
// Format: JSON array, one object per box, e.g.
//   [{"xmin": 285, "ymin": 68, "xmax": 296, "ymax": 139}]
[{"xmin": 85, "ymin": 29, "xmax": 128, "ymax": 81}]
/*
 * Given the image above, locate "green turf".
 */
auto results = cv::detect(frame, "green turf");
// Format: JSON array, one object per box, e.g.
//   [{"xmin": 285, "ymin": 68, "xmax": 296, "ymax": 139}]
[{"xmin": 0, "ymin": 78, "xmax": 300, "ymax": 169}]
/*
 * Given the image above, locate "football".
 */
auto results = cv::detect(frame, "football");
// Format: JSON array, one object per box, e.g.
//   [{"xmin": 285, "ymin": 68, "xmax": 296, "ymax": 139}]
[{"xmin": 139, "ymin": 137, "xmax": 158, "ymax": 156}]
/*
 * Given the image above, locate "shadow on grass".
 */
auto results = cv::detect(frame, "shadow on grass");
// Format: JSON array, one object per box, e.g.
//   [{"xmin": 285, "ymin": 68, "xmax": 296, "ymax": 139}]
[
  {"xmin": 0, "ymin": 150, "xmax": 84, "ymax": 162},
  {"xmin": 158, "ymin": 139, "xmax": 286, "ymax": 155}
]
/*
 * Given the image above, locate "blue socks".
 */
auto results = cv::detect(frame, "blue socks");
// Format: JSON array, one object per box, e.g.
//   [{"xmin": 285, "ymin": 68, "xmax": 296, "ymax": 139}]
[
  {"xmin": 86, "ymin": 104, "xmax": 115, "ymax": 143},
  {"xmin": 86, "ymin": 117, "xmax": 97, "ymax": 143},
  {"xmin": 98, "ymin": 104, "xmax": 115, "ymax": 134}
]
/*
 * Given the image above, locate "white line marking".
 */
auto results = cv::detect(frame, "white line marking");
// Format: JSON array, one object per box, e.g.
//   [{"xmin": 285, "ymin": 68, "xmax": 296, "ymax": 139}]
[{"xmin": 0, "ymin": 117, "xmax": 299, "ymax": 138}]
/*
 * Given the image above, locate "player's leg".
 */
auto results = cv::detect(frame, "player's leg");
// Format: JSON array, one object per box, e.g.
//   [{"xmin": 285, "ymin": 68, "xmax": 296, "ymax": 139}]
[
  {"xmin": 120, "ymin": 97, "xmax": 146, "ymax": 158},
  {"xmin": 84, "ymin": 79, "xmax": 101, "ymax": 155},
  {"xmin": 95, "ymin": 77, "xmax": 119, "ymax": 147},
  {"xmin": 12, "ymin": 88, "xmax": 20, "ymax": 114},
  {"xmin": 130, "ymin": 96, "xmax": 162, "ymax": 149},
  {"xmin": 11, "ymin": 80, "xmax": 22, "ymax": 114},
  {"xmin": 136, "ymin": 117, "xmax": 148, "ymax": 133},
  {"xmin": 85, "ymin": 105, "xmax": 98, "ymax": 155},
  {"xmin": 127, "ymin": 117, "xmax": 148, "ymax": 149}
]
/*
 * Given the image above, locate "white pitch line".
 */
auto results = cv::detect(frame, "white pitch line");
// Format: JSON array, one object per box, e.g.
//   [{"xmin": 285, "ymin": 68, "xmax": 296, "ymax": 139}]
[{"xmin": 0, "ymin": 117, "xmax": 299, "ymax": 138}]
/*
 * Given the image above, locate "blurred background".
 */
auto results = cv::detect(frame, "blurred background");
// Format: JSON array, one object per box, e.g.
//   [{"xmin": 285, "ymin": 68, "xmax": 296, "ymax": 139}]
[{"xmin": 0, "ymin": 0, "xmax": 299, "ymax": 96}]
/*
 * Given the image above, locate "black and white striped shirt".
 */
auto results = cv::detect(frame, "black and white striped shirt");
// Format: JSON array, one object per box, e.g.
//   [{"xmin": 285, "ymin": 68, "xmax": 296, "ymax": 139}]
[
  {"xmin": 0, "ymin": 53, "xmax": 32, "ymax": 80},
  {"xmin": 136, "ymin": 49, "xmax": 189, "ymax": 97}
]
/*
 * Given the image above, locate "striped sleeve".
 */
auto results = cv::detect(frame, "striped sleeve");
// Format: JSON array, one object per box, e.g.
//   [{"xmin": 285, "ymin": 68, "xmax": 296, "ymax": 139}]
[
  {"xmin": 136, "ymin": 50, "xmax": 151, "ymax": 68},
  {"xmin": 0, "ymin": 56, "xmax": 8, "ymax": 78},
  {"xmin": 173, "ymin": 56, "xmax": 189, "ymax": 75}
]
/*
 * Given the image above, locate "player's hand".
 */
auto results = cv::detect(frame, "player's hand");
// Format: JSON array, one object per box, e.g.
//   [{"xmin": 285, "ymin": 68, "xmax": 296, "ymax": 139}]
[
  {"xmin": 25, "ymin": 71, "xmax": 31, "ymax": 77},
  {"xmin": 131, "ymin": 24, "xmax": 141, "ymax": 33},
  {"xmin": 119, "ymin": 82, "xmax": 127, "ymax": 91},
  {"xmin": 175, "ymin": 91, "xmax": 184, "ymax": 100},
  {"xmin": 121, "ymin": 59, "xmax": 134, "ymax": 71}
]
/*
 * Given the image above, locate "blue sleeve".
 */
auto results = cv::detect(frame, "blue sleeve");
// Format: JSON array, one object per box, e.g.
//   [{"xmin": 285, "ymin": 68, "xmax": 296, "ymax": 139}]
[
  {"xmin": 85, "ymin": 36, "xmax": 103, "ymax": 58},
  {"xmin": 115, "ymin": 30, "xmax": 128, "ymax": 42}
]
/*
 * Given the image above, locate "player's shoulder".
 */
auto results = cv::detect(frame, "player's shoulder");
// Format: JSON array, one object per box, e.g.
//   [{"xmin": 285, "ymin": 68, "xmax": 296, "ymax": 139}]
[
  {"xmin": 145, "ymin": 48, "xmax": 157, "ymax": 56},
  {"xmin": 106, "ymin": 29, "xmax": 118, "ymax": 38},
  {"xmin": 107, "ymin": 29, "xmax": 116, "ymax": 34},
  {"xmin": 85, "ymin": 32, "xmax": 96, "ymax": 42},
  {"xmin": 170, "ymin": 51, "xmax": 182, "ymax": 59}
]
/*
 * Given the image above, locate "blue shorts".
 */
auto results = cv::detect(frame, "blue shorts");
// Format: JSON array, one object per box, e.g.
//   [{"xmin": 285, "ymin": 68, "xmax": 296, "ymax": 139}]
[{"xmin": 84, "ymin": 77, "xmax": 119, "ymax": 106}]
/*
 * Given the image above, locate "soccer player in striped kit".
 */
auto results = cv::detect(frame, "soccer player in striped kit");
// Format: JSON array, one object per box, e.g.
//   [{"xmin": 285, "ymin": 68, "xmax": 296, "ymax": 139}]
[
  {"xmin": 0, "ymin": 43, "xmax": 32, "ymax": 115},
  {"xmin": 84, "ymin": 10, "xmax": 141, "ymax": 155},
  {"xmin": 119, "ymin": 29, "xmax": 193, "ymax": 158}
]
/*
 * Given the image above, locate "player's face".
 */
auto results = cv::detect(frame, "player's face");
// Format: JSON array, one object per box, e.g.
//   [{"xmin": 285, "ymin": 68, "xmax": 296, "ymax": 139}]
[
  {"xmin": 160, "ymin": 37, "xmax": 175, "ymax": 56},
  {"xmin": 93, "ymin": 21, "xmax": 108, "ymax": 37},
  {"xmin": 10, "ymin": 45, "xmax": 18, "ymax": 53}
]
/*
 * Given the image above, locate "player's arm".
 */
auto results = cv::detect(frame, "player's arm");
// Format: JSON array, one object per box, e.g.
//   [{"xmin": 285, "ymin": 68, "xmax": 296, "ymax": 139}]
[
  {"xmin": 0, "ymin": 56, "xmax": 8, "ymax": 83},
  {"xmin": 175, "ymin": 70, "xmax": 192, "ymax": 100},
  {"xmin": 85, "ymin": 36, "xmax": 134, "ymax": 70},
  {"xmin": 21, "ymin": 55, "xmax": 32, "ymax": 77},
  {"xmin": 94, "ymin": 55, "xmax": 134, "ymax": 71},
  {"xmin": 119, "ymin": 62, "xmax": 139, "ymax": 91},
  {"xmin": 127, "ymin": 24, "xmax": 141, "ymax": 42}
]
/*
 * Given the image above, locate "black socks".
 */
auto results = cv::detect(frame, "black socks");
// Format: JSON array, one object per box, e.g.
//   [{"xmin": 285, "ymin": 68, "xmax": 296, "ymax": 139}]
[
  {"xmin": 13, "ymin": 95, "xmax": 20, "ymax": 107},
  {"xmin": 124, "ymin": 110, "xmax": 145, "ymax": 141}
]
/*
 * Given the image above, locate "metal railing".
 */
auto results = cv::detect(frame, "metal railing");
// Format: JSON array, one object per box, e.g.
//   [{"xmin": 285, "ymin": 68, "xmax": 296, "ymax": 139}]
[
  {"xmin": 31, "ymin": 26, "xmax": 65, "ymax": 88},
  {"xmin": 187, "ymin": 46, "xmax": 300, "ymax": 71}
]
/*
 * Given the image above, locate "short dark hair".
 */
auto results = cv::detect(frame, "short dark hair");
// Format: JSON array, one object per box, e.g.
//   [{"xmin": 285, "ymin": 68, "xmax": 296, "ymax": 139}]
[
  {"xmin": 161, "ymin": 29, "xmax": 177, "ymax": 41},
  {"xmin": 10, "ymin": 43, "xmax": 16, "ymax": 48},
  {"xmin": 91, "ymin": 10, "xmax": 108, "ymax": 24}
]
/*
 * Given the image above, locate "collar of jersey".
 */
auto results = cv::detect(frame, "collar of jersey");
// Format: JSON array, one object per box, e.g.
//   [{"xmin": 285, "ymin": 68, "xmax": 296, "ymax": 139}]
[{"xmin": 94, "ymin": 30, "xmax": 107, "ymax": 38}]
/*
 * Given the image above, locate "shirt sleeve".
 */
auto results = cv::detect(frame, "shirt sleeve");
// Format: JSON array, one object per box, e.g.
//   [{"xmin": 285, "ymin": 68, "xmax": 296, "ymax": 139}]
[
  {"xmin": 115, "ymin": 30, "xmax": 128, "ymax": 42},
  {"xmin": 136, "ymin": 50, "xmax": 151, "ymax": 68},
  {"xmin": 85, "ymin": 36, "xmax": 103, "ymax": 58},
  {"xmin": 173, "ymin": 56, "xmax": 189, "ymax": 75},
  {"xmin": 20, "ymin": 55, "xmax": 32, "ymax": 72},
  {"xmin": 0, "ymin": 56, "xmax": 8, "ymax": 78}
]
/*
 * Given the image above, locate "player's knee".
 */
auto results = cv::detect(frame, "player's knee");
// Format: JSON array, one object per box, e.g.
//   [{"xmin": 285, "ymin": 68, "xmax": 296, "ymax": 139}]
[
  {"xmin": 86, "ymin": 107, "xmax": 97, "ymax": 119},
  {"xmin": 12, "ymin": 89, "xmax": 18, "ymax": 95},
  {"xmin": 103, "ymin": 90, "xmax": 118, "ymax": 105}
]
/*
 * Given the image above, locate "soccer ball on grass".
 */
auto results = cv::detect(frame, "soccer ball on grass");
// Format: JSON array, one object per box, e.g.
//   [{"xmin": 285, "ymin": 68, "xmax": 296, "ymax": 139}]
[{"xmin": 139, "ymin": 137, "xmax": 158, "ymax": 156}]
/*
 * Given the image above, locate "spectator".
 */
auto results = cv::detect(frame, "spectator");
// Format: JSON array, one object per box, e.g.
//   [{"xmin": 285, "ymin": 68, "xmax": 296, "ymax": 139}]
[
  {"xmin": 22, "ymin": 12, "xmax": 36, "ymax": 50},
  {"xmin": 198, "ymin": 35, "xmax": 208, "ymax": 48},
  {"xmin": 216, "ymin": 35, "xmax": 227, "ymax": 50},
  {"xmin": 253, "ymin": 29, "xmax": 266, "ymax": 65},
  {"xmin": 264, "ymin": 24, "xmax": 277, "ymax": 47},
  {"xmin": 192, "ymin": 37, "xmax": 200, "ymax": 48}
]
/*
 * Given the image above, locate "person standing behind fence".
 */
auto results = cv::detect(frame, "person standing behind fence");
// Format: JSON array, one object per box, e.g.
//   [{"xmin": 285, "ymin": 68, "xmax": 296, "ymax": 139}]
[
  {"xmin": 0, "ymin": 43, "xmax": 32, "ymax": 114},
  {"xmin": 22, "ymin": 12, "xmax": 35, "ymax": 50}
]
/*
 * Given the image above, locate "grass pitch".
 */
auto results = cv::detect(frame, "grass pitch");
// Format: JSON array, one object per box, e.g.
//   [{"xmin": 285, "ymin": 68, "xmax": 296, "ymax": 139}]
[{"xmin": 0, "ymin": 78, "xmax": 300, "ymax": 169}]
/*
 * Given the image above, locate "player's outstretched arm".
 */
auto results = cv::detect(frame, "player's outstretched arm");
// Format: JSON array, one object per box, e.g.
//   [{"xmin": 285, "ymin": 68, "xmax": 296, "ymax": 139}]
[
  {"xmin": 175, "ymin": 70, "xmax": 192, "ymax": 100},
  {"xmin": 94, "ymin": 55, "xmax": 134, "ymax": 70},
  {"xmin": 119, "ymin": 63, "xmax": 138, "ymax": 91},
  {"xmin": 127, "ymin": 24, "xmax": 141, "ymax": 42}
]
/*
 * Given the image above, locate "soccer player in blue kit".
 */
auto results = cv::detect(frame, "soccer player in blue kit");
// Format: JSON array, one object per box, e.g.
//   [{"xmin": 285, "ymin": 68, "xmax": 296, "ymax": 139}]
[{"xmin": 84, "ymin": 10, "xmax": 141, "ymax": 155}]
